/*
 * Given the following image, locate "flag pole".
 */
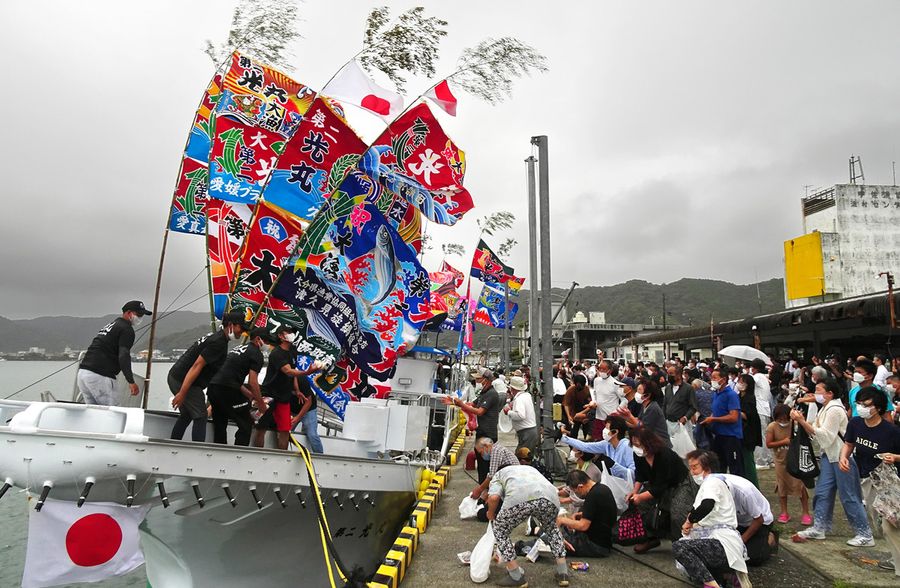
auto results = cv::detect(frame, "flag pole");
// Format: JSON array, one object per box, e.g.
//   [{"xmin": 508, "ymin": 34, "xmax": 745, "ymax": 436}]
[
  {"xmin": 204, "ymin": 216, "xmax": 218, "ymax": 331},
  {"xmin": 502, "ymin": 281, "xmax": 510, "ymax": 369}
]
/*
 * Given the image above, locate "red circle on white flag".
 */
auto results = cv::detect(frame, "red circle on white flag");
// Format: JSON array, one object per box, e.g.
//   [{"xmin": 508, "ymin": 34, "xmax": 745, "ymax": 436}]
[{"xmin": 65, "ymin": 513, "xmax": 122, "ymax": 567}]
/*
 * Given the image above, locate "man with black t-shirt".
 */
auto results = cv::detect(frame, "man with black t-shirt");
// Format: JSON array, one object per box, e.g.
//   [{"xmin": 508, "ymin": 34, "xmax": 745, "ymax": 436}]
[
  {"xmin": 253, "ymin": 326, "xmax": 322, "ymax": 450},
  {"xmin": 557, "ymin": 469, "xmax": 617, "ymax": 557},
  {"xmin": 77, "ymin": 300, "xmax": 151, "ymax": 405},
  {"xmin": 168, "ymin": 311, "xmax": 248, "ymax": 442},
  {"xmin": 207, "ymin": 328, "xmax": 272, "ymax": 446}
]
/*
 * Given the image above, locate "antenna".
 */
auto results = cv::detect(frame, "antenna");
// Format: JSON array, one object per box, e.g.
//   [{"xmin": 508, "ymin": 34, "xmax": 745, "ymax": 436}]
[{"xmin": 849, "ymin": 155, "xmax": 865, "ymax": 184}]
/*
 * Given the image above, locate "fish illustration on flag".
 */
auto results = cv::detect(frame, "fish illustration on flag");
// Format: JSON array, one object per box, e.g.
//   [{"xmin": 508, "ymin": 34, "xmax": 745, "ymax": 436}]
[
  {"xmin": 169, "ymin": 74, "xmax": 223, "ymax": 235},
  {"xmin": 473, "ymin": 282, "xmax": 519, "ymax": 328},
  {"xmin": 357, "ymin": 103, "xmax": 474, "ymax": 226},
  {"xmin": 273, "ymin": 202, "xmax": 430, "ymax": 380},
  {"xmin": 441, "ymin": 260, "xmax": 465, "ymax": 288},
  {"xmin": 262, "ymin": 97, "xmax": 367, "ymax": 221},
  {"xmin": 207, "ymin": 200, "xmax": 254, "ymax": 318},
  {"xmin": 470, "ymin": 238, "xmax": 516, "ymax": 284}
]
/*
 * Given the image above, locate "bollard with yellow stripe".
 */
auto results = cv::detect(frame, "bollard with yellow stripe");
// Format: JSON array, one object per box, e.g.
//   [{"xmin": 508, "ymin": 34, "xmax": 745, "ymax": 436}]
[
  {"xmin": 398, "ymin": 524, "xmax": 419, "ymax": 552},
  {"xmin": 368, "ymin": 559, "xmax": 401, "ymax": 588},
  {"xmin": 410, "ymin": 501, "xmax": 431, "ymax": 533}
]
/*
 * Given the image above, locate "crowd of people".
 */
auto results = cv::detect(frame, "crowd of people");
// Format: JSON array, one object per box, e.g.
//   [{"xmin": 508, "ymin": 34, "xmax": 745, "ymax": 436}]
[
  {"xmin": 451, "ymin": 351, "xmax": 900, "ymax": 587},
  {"xmin": 76, "ymin": 303, "xmax": 325, "ymax": 452}
]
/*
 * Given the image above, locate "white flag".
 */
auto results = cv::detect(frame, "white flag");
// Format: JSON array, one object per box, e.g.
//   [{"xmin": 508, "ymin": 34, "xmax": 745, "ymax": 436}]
[
  {"xmin": 424, "ymin": 79, "xmax": 458, "ymax": 116},
  {"xmin": 22, "ymin": 498, "xmax": 150, "ymax": 588},
  {"xmin": 323, "ymin": 60, "xmax": 403, "ymax": 120}
]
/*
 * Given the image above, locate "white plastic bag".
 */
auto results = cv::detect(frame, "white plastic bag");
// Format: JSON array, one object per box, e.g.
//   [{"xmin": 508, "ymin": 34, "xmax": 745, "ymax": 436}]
[
  {"xmin": 600, "ymin": 461, "xmax": 633, "ymax": 515},
  {"xmin": 459, "ymin": 496, "xmax": 479, "ymax": 520},
  {"xmin": 469, "ymin": 522, "xmax": 495, "ymax": 583},
  {"xmin": 498, "ymin": 410, "xmax": 513, "ymax": 433},
  {"xmin": 671, "ymin": 422, "xmax": 696, "ymax": 459}
]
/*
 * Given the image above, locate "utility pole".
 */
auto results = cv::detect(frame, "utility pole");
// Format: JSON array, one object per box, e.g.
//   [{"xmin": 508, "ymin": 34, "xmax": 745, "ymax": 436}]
[
  {"xmin": 879, "ymin": 272, "xmax": 896, "ymax": 329},
  {"xmin": 532, "ymin": 135, "xmax": 559, "ymax": 473},
  {"xmin": 662, "ymin": 292, "xmax": 667, "ymax": 359},
  {"xmin": 526, "ymin": 156, "xmax": 539, "ymax": 389}
]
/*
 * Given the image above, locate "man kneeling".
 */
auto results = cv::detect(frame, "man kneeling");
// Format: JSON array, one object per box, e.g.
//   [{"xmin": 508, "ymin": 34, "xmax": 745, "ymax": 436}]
[{"xmin": 557, "ymin": 469, "xmax": 617, "ymax": 557}]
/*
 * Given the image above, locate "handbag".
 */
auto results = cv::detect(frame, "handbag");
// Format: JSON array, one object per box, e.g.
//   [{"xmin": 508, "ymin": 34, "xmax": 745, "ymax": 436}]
[
  {"xmin": 615, "ymin": 506, "xmax": 648, "ymax": 546},
  {"xmin": 786, "ymin": 423, "xmax": 819, "ymax": 483}
]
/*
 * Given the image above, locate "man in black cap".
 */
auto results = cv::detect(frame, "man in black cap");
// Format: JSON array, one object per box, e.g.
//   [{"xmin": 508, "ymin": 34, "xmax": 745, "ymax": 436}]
[
  {"xmin": 169, "ymin": 311, "xmax": 248, "ymax": 442},
  {"xmin": 76, "ymin": 300, "xmax": 151, "ymax": 406},
  {"xmin": 207, "ymin": 327, "xmax": 273, "ymax": 446},
  {"xmin": 253, "ymin": 325, "xmax": 323, "ymax": 451}
]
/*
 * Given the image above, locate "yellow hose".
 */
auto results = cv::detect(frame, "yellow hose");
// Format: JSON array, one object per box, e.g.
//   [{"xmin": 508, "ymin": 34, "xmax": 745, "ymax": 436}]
[{"xmin": 290, "ymin": 435, "xmax": 347, "ymax": 587}]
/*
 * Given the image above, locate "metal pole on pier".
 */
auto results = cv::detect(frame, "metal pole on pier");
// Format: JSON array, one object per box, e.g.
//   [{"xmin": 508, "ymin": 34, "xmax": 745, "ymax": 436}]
[{"xmin": 525, "ymin": 156, "xmax": 540, "ymax": 389}]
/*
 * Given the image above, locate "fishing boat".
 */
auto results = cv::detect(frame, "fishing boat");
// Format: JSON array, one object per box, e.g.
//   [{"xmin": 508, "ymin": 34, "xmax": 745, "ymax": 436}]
[{"xmin": 0, "ymin": 358, "xmax": 460, "ymax": 587}]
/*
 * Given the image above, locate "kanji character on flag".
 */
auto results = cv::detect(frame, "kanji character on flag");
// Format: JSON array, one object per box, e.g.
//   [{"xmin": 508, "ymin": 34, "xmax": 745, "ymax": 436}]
[
  {"xmin": 22, "ymin": 499, "xmax": 150, "ymax": 588},
  {"xmin": 322, "ymin": 60, "xmax": 403, "ymax": 120}
]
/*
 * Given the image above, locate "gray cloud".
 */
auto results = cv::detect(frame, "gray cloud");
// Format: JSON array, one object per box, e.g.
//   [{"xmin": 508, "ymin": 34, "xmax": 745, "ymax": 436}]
[{"xmin": 3, "ymin": 0, "xmax": 900, "ymax": 317}]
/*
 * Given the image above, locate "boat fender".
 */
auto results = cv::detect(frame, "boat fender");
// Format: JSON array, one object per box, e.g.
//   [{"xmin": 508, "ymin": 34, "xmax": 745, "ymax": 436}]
[
  {"xmin": 221, "ymin": 483, "xmax": 236, "ymax": 507},
  {"xmin": 77, "ymin": 477, "xmax": 95, "ymax": 507},
  {"xmin": 347, "ymin": 492, "xmax": 360, "ymax": 511},
  {"xmin": 0, "ymin": 478, "xmax": 12, "ymax": 501},
  {"xmin": 190, "ymin": 481, "xmax": 204, "ymax": 508},
  {"xmin": 156, "ymin": 480, "xmax": 169, "ymax": 508},
  {"xmin": 35, "ymin": 481, "xmax": 53, "ymax": 512},
  {"xmin": 294, "ymin": 487, "xmax": 306, "ymax": 508},
  {"xmin": 126, "ymin": 474, "xmax": 136, "ymax": 507},
  {"xmin": 273, "ymin": 487, "xmax": 287, "ymax": 508},
  {"xmin": 331, "ymin": 490, "xmax": 344, "ymax": 511},
  {"xmin": 363, "ymin": 492, "xmax": 375, "ymax": 507},
  {"xmin": 249, "ymin": 485, "xmax": 262, "ymax": 509}
]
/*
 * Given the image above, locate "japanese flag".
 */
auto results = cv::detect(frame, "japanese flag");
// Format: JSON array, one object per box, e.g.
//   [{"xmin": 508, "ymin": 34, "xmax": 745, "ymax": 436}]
[
  {"xmin": 424, "ymin": 79, "xmax": 458, "ymax": 116},
  {"xmin": 323, "ymin": 60, "xmax": 404, "ymax": 120},
  {"xmin": 22, "ymin": 499, "xmax": 150, "ymax": 588}
]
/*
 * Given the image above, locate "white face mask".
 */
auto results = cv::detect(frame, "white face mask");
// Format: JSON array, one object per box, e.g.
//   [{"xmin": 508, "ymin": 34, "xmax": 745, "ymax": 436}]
[
  {"xmin": 599, "ymin": 372, "xmax": 609, "ymax": 380},
  {"xmin": 634, "ymin": 392, "xmax": 644, "ymax": 403},
  {"xmin": 814, "ymin": 393, "xmax": 826, "ymax": 404},
  {"xmin": 736, "ymin": 383, "xmax": 747, "ymax": 392},
  {"xmin": 228, "ymin": 329, "xmax": 239, "ymax": 341},
  {"xmin": 602, "ymin": 427, "xmax": 613, "ymax": 441},
  {"xmin": 778, "ymin": 421, "xmax": 790, "ymax": 428},
  {"xmin": 710, "ymin": 381, "xmax": 721, "ymax": 391},
  {"xmin": 857, "ymin": 405, "xmax": 874, "ymax": 419},
  {"xmin": 853, "ymin": 372, "xmax": 866, "ymax": 383},
  {"xmin": 129, "ymin": 314, "xmax": 143, "ymax": 327},
  {"xmin": 633, "ymin": 446, "xmax": 645, "ymax": 457},
  {"xmin": 692, "ymin": 473, "xmax": 705, "ymax": 485},
  {"xmin": 283, "ymin": 332, "xmax": 297, "ymax": 343}
]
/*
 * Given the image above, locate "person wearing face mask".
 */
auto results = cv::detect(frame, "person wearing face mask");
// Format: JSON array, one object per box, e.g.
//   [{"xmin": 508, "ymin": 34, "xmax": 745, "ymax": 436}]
[
  {"xmin": 765, "ymin": 404, "xmax": 811, "ymax": 525},
  {"xmin": 557, "ymin": 469, "xmax": 617, "ymax": 558},
  {"xmin": 469, "ymin": 437, "xmax": 519, "ymax": 500},
  {"xmin": 674, "ymin": 450, "xmax": 751, "ymax": 588},
  {"xmin": 207, "ymin": 327, "xmax": 273, "ymax": 446},
  {"xmin": 888, "ymin": 374, "xmax": 900, "ymax": 426},
  {"xmin": 701, "ymin": 368, "xmax": 745, "ymax": 478},
  {"xmin": 76, "ymin": 300, "xmax": 152, "ymax": 405},
  {"xmin": 169, "ymin": 311, "xmax": 249, "ymax": 442},
  {"xmin": 735, "ymin": 374, "xmax": 761, "ymax": 488},
  {"xmin": 254, "ymin": 325, "xmax": 323, "ymax": 451},
  {"xmin": 840, "ymin": 387, "xmax": 900, "ymax": 540},
  {"xmin": 626, "ymin": 426, "xmax": 694, "ymax": 554},
  {"xmin": 560, "ymin": 415, "xmax": 636, "ymax": 480},
  {"xmin": 664, "ymin": 365, "xmax": 699, "ymax": 436},
  {"xmin": 791, "ymin": 380, "xmax": 875, "ymax": 546},
  {"xmin": 586, "ymin": 360, "xmax": 627, "ymax": 439},
  {"xmin": 848, "ymin": 359, "xmax": 895, "ymax": 419},
  {"xmin": 616, "ymin": 379, "xmax": 669, "ymax": 439}
]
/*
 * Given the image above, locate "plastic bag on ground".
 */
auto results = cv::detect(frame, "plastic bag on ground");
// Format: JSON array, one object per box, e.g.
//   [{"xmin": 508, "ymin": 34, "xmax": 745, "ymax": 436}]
[
  {"xmin": 470, "ymin": 522, "xmax": 495, "ymax": 583},
  {"xmin": 671, "ymin": 422, "xmax": 696, "ymax": 458},
  {"xmin": 600, "ymin": 461, "xmax": 633, "ymax": 515},
  {"xmin": 459, "ymin": 496, "xmax": 479, "ymax": 520}
]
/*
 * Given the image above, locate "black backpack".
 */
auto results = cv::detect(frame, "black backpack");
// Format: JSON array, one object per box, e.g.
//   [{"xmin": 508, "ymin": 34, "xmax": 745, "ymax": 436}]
[{"xmin": 786, "ymin": 423, "xmax": 819, "ymax": 486}]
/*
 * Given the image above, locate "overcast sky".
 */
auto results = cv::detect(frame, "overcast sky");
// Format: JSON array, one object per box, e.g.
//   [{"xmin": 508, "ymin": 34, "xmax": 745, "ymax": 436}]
[{"xmin": 3, "ymin": 0, "xmax": 900, "ymax": 319}]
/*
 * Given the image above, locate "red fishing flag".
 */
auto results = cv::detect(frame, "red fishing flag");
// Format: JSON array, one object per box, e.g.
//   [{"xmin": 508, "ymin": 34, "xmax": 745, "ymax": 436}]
[{"xmin": 207, "ymin": 199, "xmax": 254, "ymax": 318}]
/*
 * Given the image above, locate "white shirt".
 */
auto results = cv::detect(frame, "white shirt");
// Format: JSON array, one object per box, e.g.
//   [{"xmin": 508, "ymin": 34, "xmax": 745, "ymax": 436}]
[
  {"xmin": 811, "ymin": 399, "xmax": 848, "ymax": 462},
  {"xmin": 713, "ymin": 474, "xmax": 774, "ymax": 527},
  {"xmin": 751, "ymin": 372, "xmax": 772, "ymax": 419},
  {"xmin": 591, "ymin": 374, "xmax": 625, "ymax": 419},
  {"xmin": 489, "ymin": 465, "xmax": 559, "ymax": 511},
  {"xmin": 553, "ymin": 377, "xmax": 566, "ymax": 397},
  {"xmin": 691, "ymin": 476, "xmax": 748, "ymax": 574},
  {"xmin": 508, "ymin": 390, "xmax": 537, "ymax": 430},
  {"xmin": 875, "ymin": 364, "xmax": 890, "ymax": 389},
  {"xmin": 493, "ymin": 378, "xmax": 508, "ymax": 396}
]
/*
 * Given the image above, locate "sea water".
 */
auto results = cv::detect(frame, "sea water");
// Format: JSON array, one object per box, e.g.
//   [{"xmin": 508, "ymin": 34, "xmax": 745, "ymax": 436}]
[{"xmin": 0, "ymin": 361, "xmax": 174, "ymax": 587}]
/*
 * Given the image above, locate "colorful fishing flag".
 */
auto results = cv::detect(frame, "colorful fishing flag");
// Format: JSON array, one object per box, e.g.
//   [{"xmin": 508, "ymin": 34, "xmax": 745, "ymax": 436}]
[
  {"xmin": 425, "ymin": 79, "xmax": 458, "ymax": 116},
  {"xmin": 207, "ymin": 200, "xmax": 254, "ymax": 318},
  {"xmin": 359, "ymin": 103, "xmax": 474, "ymax": 225},
  {"xmin": 228, "ymin": 201, "xmax": 305, "ymax": 312},
  {"xmin": 262, "ymin": 97, "xmax": 367, "ymax": 220},
  {"xmin": 473, "ymin": 283, "xmax": 519, "ymax": 329},
  {"xmin": 169, "ymin": 74, "xmax": 223, "ymax": 235},
  {"xmin": 507, "ymin": 275, "xmax": 525, "ymax": 293},
  {"xmin": 206, "ymin": 110, "xmax": 287, "ymax": 205},
  {"xmin": 222, "ymin": 52, "xmax": 316, "ymax": 136},
  {"xmin": 470, "ymin": 239, "xmax": 516, "ymax": 284},
  {"xmin": 441, "ymin": 260, "xmax": 465, "ymax": 288},
  {"xmin": 323, "ymin": 60, "xmax": 403, "ymax": 120}
]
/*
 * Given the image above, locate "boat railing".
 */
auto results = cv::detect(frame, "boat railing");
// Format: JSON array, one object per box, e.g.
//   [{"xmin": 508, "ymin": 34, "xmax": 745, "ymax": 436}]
[{"xmin": 7, "ymin": 401, "xmax": 147, "ymax": 441}]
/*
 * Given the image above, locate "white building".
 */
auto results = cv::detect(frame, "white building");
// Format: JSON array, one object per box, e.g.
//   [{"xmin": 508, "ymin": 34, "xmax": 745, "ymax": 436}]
[{"xmin": 784, "ymin": 184, "xmax": 900, "ymax": 308}]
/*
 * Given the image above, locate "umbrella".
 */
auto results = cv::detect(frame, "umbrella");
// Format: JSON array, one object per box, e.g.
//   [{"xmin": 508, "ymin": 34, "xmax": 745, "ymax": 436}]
[{"xmin": 719, "ymin": 345, "xmax": 772, "ymax": 366}]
